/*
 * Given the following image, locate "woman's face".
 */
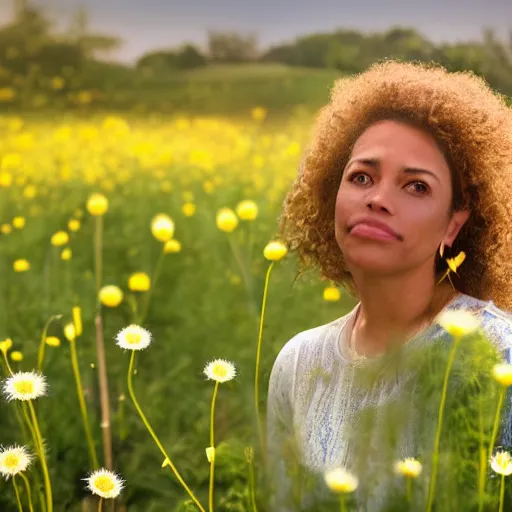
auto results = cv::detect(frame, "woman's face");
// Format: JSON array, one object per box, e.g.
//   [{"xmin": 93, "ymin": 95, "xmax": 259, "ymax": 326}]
[{"xmin": 335, "ymin": 120, "xmax": 469, "ymax": 276}]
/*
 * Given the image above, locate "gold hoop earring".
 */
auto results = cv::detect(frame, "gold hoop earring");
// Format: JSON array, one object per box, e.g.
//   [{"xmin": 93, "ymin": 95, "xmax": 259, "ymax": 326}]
[{"xmin": 439, "ymin": 241, "xmax": 445, "ymax": 258}]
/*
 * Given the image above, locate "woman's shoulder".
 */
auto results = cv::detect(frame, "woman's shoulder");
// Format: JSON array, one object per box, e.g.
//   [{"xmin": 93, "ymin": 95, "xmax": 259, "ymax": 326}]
[{"xmin": 452, "ymin": 294, "xmax": 512, "ymax": 353}]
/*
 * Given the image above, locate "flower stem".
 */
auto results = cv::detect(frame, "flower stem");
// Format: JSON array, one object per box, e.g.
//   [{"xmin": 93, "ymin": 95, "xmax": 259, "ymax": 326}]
[
  {"xmin": 13, "ymin": 476, "xmax": 23, "ymax": 512},
  {"xmin": 477, "ymin": 395, "xmax": 486, "ymax": 512},
  {"xmin": 69, "ymin": 338, "xmax": 99, "ymax": 469},
  {"xmin": 489, "ymin": 386, "xmax": 506, "ymax": 461},
  {"xmin": 425, "ymin": 336, "xmax": 460, "ymax": 512},
  {"xmin": 28, "ymin": 400, "xmax": 53, "ymax": 512},
  {"xmin": 98, "ymin": 497, "xmax": 103, "ymax": 512},
  {"xmin": 37, "ymin": 315, "xmax": 61, "ymax": 372},
  {"xmin": 499, "ymin": 474, "xmax": 505, "ymax": 512},
  {"xmin": 139, "ymin": 246, "xmax": 165, "ymax": 325},
  {"xmin": 406, "ymin": 477, "xmax": 412, "ymax": 503},
  {"xmin": 126, "ymin": 351, "xmax": 205, "ymax": 512},
  {"xmin": 20, "ymin": 472, "xmax": 34, "ymax": 512},
  {"xmin": 94, "ymin": 216, "xmax": 103, "ymax": 295},
  {"xmin": 247, "ymin": 459, "xmax": 258, "ymax": 512},
  {"xmin": 209, "ymin": 381, "xmax": 219, "ymax": 512},
  {"xmin": 2, "ymin": 349, "xmax": 13, "ymax": 375},
  {"xmin": 254, "ymin": 262, "xmax": 274, "ymax": 460},
  {"xmin": 340, "ymin": 494, "xmax": 346, "ymax": 512}
]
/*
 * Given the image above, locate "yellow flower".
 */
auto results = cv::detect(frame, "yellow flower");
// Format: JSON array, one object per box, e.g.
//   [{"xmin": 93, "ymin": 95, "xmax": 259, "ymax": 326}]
[
  {"xmin": 151, "ymin": 213, "xmax": 175, "ymax": 242},
  {"xmin": 99, "ymin": 285, "xmax": 124, "ymax": 307},
  {"xmin": 436, "ymin": 309, "xmax": 481, "ymax": 338},
  {"xmin": 0, "ymin": 172, "xmax": 12, "ymax": 187},
  {"xmin": 324, "ymin": 467, "xmax": 359, "ymax": 494},
  {"xmin": 13, "ymin": 259, "xmax": 30, "ymax": 272},
  {"xmin": 0, "ymin": 445, "xmax": 32, "ymax": 478},
  {"xmin": 1, "ymin": 224, "xmax": 12, "ymax": 235},
  {"xmin": 51, "ymin": 231, "xmax": 69, "ymax": 247},
  {"xmin": 216, "ymin": 208, "xmax": 238, "ymax": 233},
  {"xmin": 263, "ymin": 241, "xmax": 288, "ymax": 261},
  {"xmin": 0, "ymin": 338, "xmax": 13, "ymax": 354},
  {"xmin": 394, "ymin": 458, "xmax": 423, "ymax": 478},
  {"xmin": 323, "ymin": 286, "xmax": 341, "ymax": 302},
  {"xmin": 251, "ymin": 106, "xmax": 267, "ymax": 122},
  {"xmin": 491, "ymin": 450, "xmax": 512, "ymax": 476},
  {"xmin": 128, "ymin": 272, "xmax": 151, "ymax": 292},
  {"xmin": 73, "ymin": 306, "xmax": 83, "ymax": 337},
  {"xmin": 0, "ymin": 87, "xmax": 15, "ymax": 102},
  {"xmin": 12, "ymin": 216, "xmax": 25, "ymax": 229},
  {"xmin": 115, "ymin": 325, "xmax": 152, "ymax": 351},
  {"xmin": 2, "ymin": 153, "xmax": 21, "ymax": 170},
  {"xmin": 205, "ymin": 447, "xmax": 215, "ymax": 463},
  {"xmin": 164, "ymin": 239, "xmax": 182, "ymax": 254},
  {"xmin": 85, "ymin": 468, "xmax": 124, "ymax": 499},
  {"xmin": 182, "ymin": 202, "xmax": 196, "ymax": 217},
  {"xmin": 61, "ymin": 248, "xmax": 72, "ymax": 260},
  {"xmin": 45, "ymin": 336, "xmax": 61, "ymax": 347},
  {"xmin": 447, "ymin": 251, "xmax": 466, "ymax": 273},
  {"xmin": 203, "ymin": 359, "xmax": 237, "ymax": 383},
  {"xmin": 492, "ymin": 363, "xmax": 512, "ymax": 387},
  {"xmin": 10, "ymin": 351, "xmax": 23, "ymax": 362},
  {"xmin": 2, "ymin": 371, "xmax": 47, "ymax": 401},
  {"xmin": 64, "ymin": 323, "xmax": 76, "ymax": 342},
  {"xmin": 51, "ymin": 76, "xmax": 65, "ymax": 90},
  {"xmin": 68, "ymin": 219, "xmax": 80, "ymax": 232},
  {"xmin": 86, "ymin": 193, "xmax": 109, "ymax": 216},
  {"xmin": 236, "ymin": 200, "xmax": 258, "ymax": 221}
]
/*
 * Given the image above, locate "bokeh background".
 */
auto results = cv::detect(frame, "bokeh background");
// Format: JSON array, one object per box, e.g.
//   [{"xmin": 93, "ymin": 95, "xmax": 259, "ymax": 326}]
[{"xmin": 0, "ymin": 0, "xmax": 511, "ymax": 510}]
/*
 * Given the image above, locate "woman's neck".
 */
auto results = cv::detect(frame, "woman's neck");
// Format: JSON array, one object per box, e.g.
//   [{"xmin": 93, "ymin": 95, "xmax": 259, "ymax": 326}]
[{"xmin": 350, "ymin": 269, "xmax": 458, "ymax": 357}]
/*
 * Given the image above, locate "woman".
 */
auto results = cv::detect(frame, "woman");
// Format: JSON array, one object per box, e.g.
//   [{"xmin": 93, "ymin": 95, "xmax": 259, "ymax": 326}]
[{"xmin": 267, "ymin": 60, "xmax": 512, "ymax": 511}]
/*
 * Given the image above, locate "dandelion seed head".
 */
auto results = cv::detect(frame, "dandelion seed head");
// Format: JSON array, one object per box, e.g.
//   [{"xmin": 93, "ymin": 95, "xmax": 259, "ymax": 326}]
[
  {"xmin": 203, "ymin": 359, "xmax": 236, "ymax": 383},
  {"xmin": 116, "ymin": 325, "xmax": 152, "ymax": 351},
  {"xmin": 394, "ymin": 457, "xmax": 423, "ymax": 478},
  {"xmin": 436, "ymin": 309, "xmax": 480, "ymax": 338},
  {"xmin": 85, "ymin": 468, "xmax": 124, "ymax": 499},
  {"xmin": 0, "ymin": 445, "xmax": 32, "ymax": 478},
  {"xmin": 324, "ymin": 467, "xmax": 358, "ymax": 494},
  {"xmin": 2, "ymin": 371, "xmax": 47, "ymax": 401}
]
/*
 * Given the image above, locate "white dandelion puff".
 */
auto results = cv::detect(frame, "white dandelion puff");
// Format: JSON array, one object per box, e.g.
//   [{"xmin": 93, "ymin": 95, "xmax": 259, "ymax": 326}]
[
  {"xmin": 84, "ymin": 468, "xmax": 124, "ymax": 499},
  {"xmin": 115, "ymin": 325, "xmax": 152, "ymax": 351},
  {"xmin": 2, "ymin": 371, "xmax": 48, "ymax": 401},
  {"xmin": 0, "ymin": 445, "xmax": 32, "ymax": 479},
  {"xmin": 203, "ymin": 359, "xmax": 237, "ymax": 383}
]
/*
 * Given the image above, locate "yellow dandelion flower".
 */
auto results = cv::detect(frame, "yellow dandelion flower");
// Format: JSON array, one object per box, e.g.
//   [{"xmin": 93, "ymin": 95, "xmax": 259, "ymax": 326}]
[
  {"xmin": 12, "ymin": 216, "xmax": 25, "ymax": 229},
  {"xmin": 86, "ymin": 193, "xmax": 109, "ymax": 216},
  {"xmin": 151, "ymin": 213, "xmax": 175, "ymax": 242},
  {"xmin": 491, "ymin": 450, "xmax": 512, "ymax": 476},
  {"xmin": 45, "ymin": 336, "xmax": 61, "ymax": 347},
  {"xmin": 493, "ymin": 363, "xmax": 512, "ymax": 387},
  {"xmin": 0, "ymin": 445, "xmax": 32, "ymax": 478},
  {"xmin": 205, "ymin": 447, "xmax": 215, "ymax": 463},
  {"xmin": 0, "ymin": 338, "xmax": 13, "ymax": 354},
  {"xmin": 0, "ymin": 172, "xmax": 12, "ymax": 188},
  {"xmin": 73, "ymin": 307, "xmax": 83, "ymax": 337},
  {"xmin": 23, "ymin": 184, "xmax": 37, "ymax": 199},
  {"xmin": 13, "ymin": 259, "xmax": 30, "ymax": 272},
  {"xmin": 99, "ymin": 285, "xmax": 124, "ymax": 307},
  {"xmin": 84, "ymin": 468, "xmax": 124, "ymax": 499},
  {"xmin": 216, "ymin": 208, "xmax": 238, "ymax": 233},
  {"xmin": 324, "ymin": 467, "xmax": 359, "ymax": 494},
  {"xmin": 115, "ymin": 325, "xmax": 152, "ymax": 351},
  {"xmin": 447, "ymin": 251, "xmax": 466, "ymax": 274},
  {"xmin": 68, "ymin": 219, "xmax": 80, "ymax": 232},
  {"xmin": 394, "ymin": 458, "xmax": 423, "ymax": 478},
  {"xmin": 182, "ymin": 202, "xmax": 196, "ymax": 217},
  {"xmin": 203, "ymin": 359, "xmax": 237, "ymax": 383},
  {"xmin": 1, "ymin": 224, "xmax": 12, "ymax": 235},
  {"xmin": 10, "ymin": 351, "xmax": 23, "ymax": 362},
  {"xmin": 128, "ymin": 272, "xmax": 151, "ymax": 292},
  {"xmin": 2, "ymin": 371, "xmax": 47, "ymax": 401},
  {"xmin": 251, "ymin": 106, "xmax": 267, "ymax": 122},
  {"xmin": 164, "ymin": 239, "xmax": 182, "ymax": 254},
  {"xmin": 64, "ymin": 323, "xmax": 76, "ymax": 342},
  {"xmin": 236, "ymin": 200, "xmax": 258, "ymax": 221},
  {"xmin": 263, "ymin": 241, "xmax": 288, "ymax": 261},
  {"xmin": 323, "ymin": 286, "xmax": 341, "ymax": 302},
  {"xmin": 61, "ymin": 248, "xmax": 72, "ymax": 260},
  {"xmin": 51, "ymin": 231, "xmax": 69, "ymax": 247},
  {"xmin": 1, "ymin": 153, "xmax": 21, "ymax": 170},
  {"xmin": 436, "ymin": 309, "xmax": 480, "ymax": 338}
]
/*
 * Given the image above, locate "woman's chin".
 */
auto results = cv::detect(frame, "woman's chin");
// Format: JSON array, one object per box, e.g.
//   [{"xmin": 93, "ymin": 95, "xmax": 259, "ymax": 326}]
[{"xmin": 344, "ymin": 253, "xmax": 397, "ymax": 275}]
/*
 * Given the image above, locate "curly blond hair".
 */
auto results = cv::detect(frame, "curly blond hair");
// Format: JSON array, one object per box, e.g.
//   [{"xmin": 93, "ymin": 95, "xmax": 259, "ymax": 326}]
[{"xmin": 278, "ymin": 60, "xmax": 512, "ymax": 311}]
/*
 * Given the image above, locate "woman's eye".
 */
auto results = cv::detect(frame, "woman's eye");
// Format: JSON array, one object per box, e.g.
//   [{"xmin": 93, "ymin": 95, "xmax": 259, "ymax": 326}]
[
  {"xmin": 408, "ymin": 181, "xmax": 429, "ymax": 195},
  {"xmin": 349, "ymin": 173, "xmax": 372, "ymax": 186}
]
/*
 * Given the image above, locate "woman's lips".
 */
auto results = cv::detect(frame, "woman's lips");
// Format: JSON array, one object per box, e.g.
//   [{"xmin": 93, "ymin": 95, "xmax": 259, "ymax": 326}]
[{"xmin": 349, "ymin": 222, "xmax": 399, "ymax": 241}]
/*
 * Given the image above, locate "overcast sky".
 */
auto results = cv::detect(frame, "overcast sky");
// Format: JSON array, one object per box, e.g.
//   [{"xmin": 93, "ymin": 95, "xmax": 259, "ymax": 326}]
[{"xmin": 1, "ymin": 0, "xmax": 511, "ymax": 63}]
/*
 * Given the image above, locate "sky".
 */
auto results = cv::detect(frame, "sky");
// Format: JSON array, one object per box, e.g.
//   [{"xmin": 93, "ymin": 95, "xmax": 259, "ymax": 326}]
[{"xmin": 1, "ymin": 0, "xmax": 512, "ymax": 63}]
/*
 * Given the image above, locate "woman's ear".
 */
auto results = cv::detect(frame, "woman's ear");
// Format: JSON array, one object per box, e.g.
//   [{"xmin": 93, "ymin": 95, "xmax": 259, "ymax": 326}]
[{"xmin": 444, "ymin": 209, "xmax": 470, "ymax": 247}]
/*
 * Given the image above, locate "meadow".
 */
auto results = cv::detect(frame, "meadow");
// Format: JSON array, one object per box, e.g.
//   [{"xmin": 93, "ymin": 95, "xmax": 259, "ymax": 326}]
[{"xmin": 0, "ymin": 104, "xmax": 356, "ymax": 511}]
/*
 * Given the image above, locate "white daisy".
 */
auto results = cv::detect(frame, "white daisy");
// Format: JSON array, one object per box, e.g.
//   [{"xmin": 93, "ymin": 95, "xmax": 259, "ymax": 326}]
[
  {"xmin": 203, "ymin": 359, "xmax": 237, "ymax": 383},
  {"xmin": 491, "ymin": 450, "xmax": 512, "ymax": 476},
  {"xmin": 2, "ymin": 371, "xmax": 48, "ymax": 401},
  {"xmin": 0, "ymin": 445, "xmax": 32, "ymax": 479},
  {"xmin": 115, "ymin": 325, "xmax": 152, "ymax": 351},
  {"xmin": 84, "ymin": 468, "xmax": 124, "ymax": 499}
]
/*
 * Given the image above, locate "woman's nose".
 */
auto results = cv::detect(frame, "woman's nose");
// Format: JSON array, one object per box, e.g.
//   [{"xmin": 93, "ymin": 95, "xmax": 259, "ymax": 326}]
[{"xmin": 366, "ymin": 186, "xmax": 393, "ymax": 214}]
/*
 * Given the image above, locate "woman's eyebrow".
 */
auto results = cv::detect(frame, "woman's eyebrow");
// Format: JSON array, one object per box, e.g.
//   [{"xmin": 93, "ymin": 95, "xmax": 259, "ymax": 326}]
[{"xmin": 346, "ymin": 158, "xmax": 440, "ymax": 182}]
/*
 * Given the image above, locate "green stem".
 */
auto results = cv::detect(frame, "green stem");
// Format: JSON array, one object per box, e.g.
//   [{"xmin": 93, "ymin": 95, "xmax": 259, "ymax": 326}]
[
  {"xmin": 406, "ymin": 477, "xmax": 412, "ymax": 503},
  {"xmin": 340, "ymin": 494, "xmax": 346, "ymax": 512},
  {"xmin": 21, "ymin": 403, "xmax": 38, "ymax": 456},
  {"xmin": 489, "ymin": 386, "xmax": 506, "ymax": 461},
  {"xmin": 69, "ymin": 338, "xmax": 99, "ymax": 469},
  {"xmin": 20, "ymin": 472, "xmax": 34, "ymax": 512},
  {"xmin": 209, "ymin": 381, "xmax": 219, "ymax": 512},
  {"xmin": 98, "ymin": 497, "xmax": 103, "ymax": 512},
  {"xmin": 254, "ymin": 262, "xmax": 274, "ymax": 460},
  {"xmin": 478, "ymin": 395, "xmax": 486, "ymax": 512},
  {"xmin": 248, "ymin": 460, "xmax": 258, "ymax": 512},
  {"xmin": 498, "ymin": 474, "xmax": 505, "ymax": 512},
  {"xmin": 425, "ymin": 336, "xmax": 461, "ymax": 512},
  {"xmin": 126, "ymin": 351, "xmax": 205, "ymax": 512},
  {"xmin": 95, "ymin": 216, "xmax": 103, "ymax": 295},
  {"xmin": 28, "ymin": 400, "xmax": 53, "ymax": 512},
  {"xmin": 2, "ymin": 349, "xmax": 13, "ymax": 375},
  {"xmin": 13, "ymin": 476, "xmax": 23, "ymax": 512},
  {"xmin": 37, "ymin": 315, "xmax": 61, "ymax": 372},
  {"xmin": 139, "ymin": 246, "xmax": 165, "ymax": 325}
]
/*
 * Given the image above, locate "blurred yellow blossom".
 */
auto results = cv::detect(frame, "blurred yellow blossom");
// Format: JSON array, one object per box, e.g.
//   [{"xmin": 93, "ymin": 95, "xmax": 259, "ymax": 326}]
[
  {"xmin": 13, "ymin": 259, "xmax": 30, "ymax": 272},
  {"xmin": 323, "ymin": 286, "xmax": 341, "ymax": 302},
  {"xmin": 151, "ymin": 213, "xmax": 175, "ymax": 242},
  {"xmin": 99, "ymin": 285, "xmax": 124, "ymax": 307},
  {"xmin": 45, "ymin": 336, "xmax": 61, "ymax": 347},
  {"xmin": 68, "ymin": 219, "xmax": 81, "ymax": 232},
  {"xmin": 251, "ymin": 106, "xmax": 267, "ymax": 122},
  {"xmin": 236, "ymin": 200, "xmax": 258, "ymax": 221},
  {"xmin": 61, "ymin": 248, "xmax": 72, "ymax": 260},
  {"xmin": 51, "ymin": 76, "xmax": 65, "ymax": 90},
  {"xmin": 263, "ymin": 241, "xmax": 288, "ymax": 261},
  {"xmin": 12, "ymin": 216, "xmax": 25, "ymax": 229},
  {"xmin": 1, "ymin": 224, "xmax": 12, "ymax": 235},
  {"xmin": 128, "ymin": 272, "xmax": 151, "ymax": 292},
  {"xmin": 164, "ymin": 239, "xmax": 182, "ymax": 254},
  {"xmin": 0, "ymin": 172, "xmax": 12, "ymax": 187},
  {"xmin": 64, "ymin": 323, "xmax": 76, "ymax": 342},
  {"xmin": 492, "ymin": 363, "xmax": 512, "ymax": 387},
  {"xmin": 0, "ymin": 338, "xmax": 12, "ymax": 354},
  {"xmin": 87, "ymin": 193, "xmax": 109, "ymax": 216},
  {"xmin": 10, "ymin": 351, "xmax": 23, "ymax": 362},
  {"xmin": 51, "ymin": 231, "xmax": 69, "ymax": 247},
  {"xmin": 2, "ymin": 153, "xmax": 21, "ymax": 170},
  {"xmin": 216, "ymin": 208, "xmax": 238, "ymax": 233},
  {"xmin": 182, "ymin": 202, "xmax": 196, "ymax": 217}
]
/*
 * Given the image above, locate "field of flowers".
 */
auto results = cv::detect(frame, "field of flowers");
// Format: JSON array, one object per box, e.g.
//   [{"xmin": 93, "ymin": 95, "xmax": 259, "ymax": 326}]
[{"xmin": 0, "ymin": 109, "xmax": 354, "ymax": 511}]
